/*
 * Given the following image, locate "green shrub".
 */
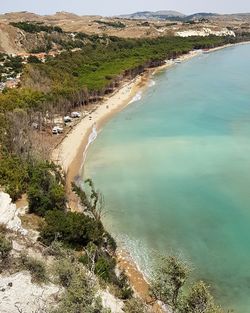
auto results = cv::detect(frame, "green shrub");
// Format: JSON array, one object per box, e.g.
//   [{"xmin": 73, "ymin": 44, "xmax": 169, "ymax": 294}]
[
  {"xmin": 4, "ymin": 55, "xmax": 23, "ymax": 72},
  {"xmin": 0, "ymin": 88, "xmax": 46, "ymax": 113},
  {"xmin": 0, "ymin": 156, "xmax": 65, "ymax": 206},
  {"xmin": 40, "ymin": 210, "xmax": 104, "ymax": 248},
  {"xmin": 19, "ymin": 254, "xmax": 47, "ymax": 283},
  {"xmin": 10, "ymin": 22, "xmax": 63, "ymax": 34},
  {"xmin": 0, "ymin": 223, "xmax": 8, "ymax": 234},
  {"xmin": 0, "ymin": 155, "xmax": 29, "ymax": 201},
  {"xmin": 94, "ymin": 256, "xmax": 116, "ymax": 282},
  {"xmin": 123, "ymin": 298, "xmax": 149, "ymax": 313},
  {"xmin": 117, "ymin": 271, "xmax": 133, "ymax": 300},
  {"xmin": 103, "ymin": 231, "xmax": 117, "ymax": 253},
  {"xmin": 180, "ymin": 281, "xmax": 224, "ymax": 313},
  {"xmin": 0, "ymin": 234, "xmax": 12, "ymax": 261},
  {"xmin": 151, "ymin": 255, "xmax": 190, "ymax": 309},
  {"xmin": 51, "ymin": 264, "xmax": 108, "ymax": 313},
  {"xmin": 27, "ymin": 55, "xmax": 42, "ymax": 64},
  {"xmin": 28, "ymin": 162, "xmax": 66, "ymax": 216},
  {"xmin": 94, "ymin": 20, "xmax": 126, "ymax": 29},
  {"xmin": 53, "ymin": 257, "xmax": 76, "ymax": 287},
  {"xmin": 43, "ymin": 240, "xmax": 68, "ymax": 258}
]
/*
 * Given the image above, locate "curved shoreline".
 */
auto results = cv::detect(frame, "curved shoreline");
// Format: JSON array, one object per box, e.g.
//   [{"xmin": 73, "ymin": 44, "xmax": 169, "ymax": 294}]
[
  {"xmin": 52, "ymin": 42, "xmax": 250, "ymax": 190},
  {"xmin": 51, "ymin": 49, "xmax": 202, "ymax": 312},
  {"xmin": 52, "ymin": 41, "xmax": 250, "ymax": 193},
  {"xmin": 51, "ymin": 41, "xmax": 250, "ymax": 306},
  {"xmin": 52, "ymin": 48, "xmax": 202, "ymax": 203},
  {"xmin": 52, "ymin": 72, "xmax": 155, "ymax": 209}
]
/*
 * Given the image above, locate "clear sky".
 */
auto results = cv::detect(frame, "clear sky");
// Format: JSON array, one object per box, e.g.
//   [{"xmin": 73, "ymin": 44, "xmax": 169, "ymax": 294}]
[{"xmin": 0, "ymin": 0, "xmax": 249, "ymax": 16}]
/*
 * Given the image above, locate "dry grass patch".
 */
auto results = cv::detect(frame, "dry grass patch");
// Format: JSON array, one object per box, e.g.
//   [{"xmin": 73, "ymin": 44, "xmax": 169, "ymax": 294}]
[{"xmin": 20, "ymin": 213, "xmax": 45, "ymax": 231}]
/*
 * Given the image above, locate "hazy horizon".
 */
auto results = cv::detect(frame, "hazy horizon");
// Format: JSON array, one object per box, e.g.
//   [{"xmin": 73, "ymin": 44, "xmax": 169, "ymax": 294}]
[{"xmin": 0, "ymin": 0, "xmax": 250, "ymax": 16}]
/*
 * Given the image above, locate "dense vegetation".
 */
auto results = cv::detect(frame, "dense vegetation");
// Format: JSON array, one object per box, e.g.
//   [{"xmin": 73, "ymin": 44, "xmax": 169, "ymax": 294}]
[
  {"xmin": 0, "ymin": 154, "xmax": 29, "ymax": 200},
  {"xmin": 0, "ymin": 152, "xmax": 65, "ymax": 203},
  {"xmin": 0, "ymin": 35, "xmax": 243, "ymax": 114},
  {"xmin": 40, "ymin": 210, "xmax": 104, "ymax": 247},
  {"xmin": 23, "ymin": 36, "xmax": 232, "ymax": 94},
  {"xmin": 0, "ymin": 53, "xmax": 23, "ymax": 82},
  {"xmin": 10, "ymin": 21, "xmax": 63, "ymax": 33},
  {"xmin": 0, "ymin": 232, "xmax": 12, "ymax": 263},
  {"xmin": 94, "ymin": 20, "xmax": 126, "ymax": 28},
  {"xmin": 27, "ymin": 161, "xmax": 66, "ymax": 216},
  {"xmin": 27, "ymin": 55, "xmax": 42, "ymax": 64},
  {"xmin": 151, "ymin": 255, "xmax": 223, "ymax": 313},
  {"xmin": 0, "ymin": 35, "xmax": 238, "ymax": 132}
]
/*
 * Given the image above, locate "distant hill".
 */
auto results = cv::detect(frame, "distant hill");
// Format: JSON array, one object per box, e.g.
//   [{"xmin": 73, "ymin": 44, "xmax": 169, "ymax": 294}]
[
  {"xmin": 119, "ymin": 10, "xmax": 250, "ymax": 21},
  {"xmin": 0, "ymin": 10, "xmax": 249, "ymax": 53},
  {"xmin": 119, "ymin": 11, "xmax": 222, "ymax": 21},
  {"xmin": 229, "ymin": 12, "xmax": 250, "ymax": 19},
  {"xmin": 1, "ymin": 11, "xmax": 43, "ymax": 22},
  {"xmin": 152, "ymin": 10, "xmax": 185, "ymax": 17},
  {"xmin": 185, "ymin": 12, "xmax": 219, "ymax": 20},
  {"xmin": 119, "ymin": 10, "xmax": 185, "ymax": 20}
]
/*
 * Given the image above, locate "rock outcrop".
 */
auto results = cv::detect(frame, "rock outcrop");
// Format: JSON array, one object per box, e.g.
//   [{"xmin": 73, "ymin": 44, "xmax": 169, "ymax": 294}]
[
  {"xmin": 0, "ymin": 192, "xmax": 28, "ymax": 235},
  {"xmin": 176, "ymin": 27, "xmax": 236, "ymax": 37},
  {"xmin": 0, "ymin": 272, "xmax": 60, "ymax": 313}
]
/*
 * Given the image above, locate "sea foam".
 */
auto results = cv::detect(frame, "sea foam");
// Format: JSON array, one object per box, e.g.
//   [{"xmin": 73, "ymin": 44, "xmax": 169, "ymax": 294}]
[
  {"xmin": 129, "ymin": 91, "xmax": 142, "ymax": 104},
  {"xmin": 148, "ymin": 79, "xmax": 156, "ymax": 87},
  {"xmin": 115, "ymin": 234, "xmax": 155, "ymax": 280},
  {"xmin": 87, "ymin": 125, "xmax": 97, "ymax": 146},
  {"xmin": 81, "ymin": 124, "xmax": 98, "ymax": 169}
]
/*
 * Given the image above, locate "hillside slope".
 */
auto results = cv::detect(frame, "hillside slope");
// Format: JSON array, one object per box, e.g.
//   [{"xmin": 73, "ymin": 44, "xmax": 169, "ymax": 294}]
[{"xmin": 0, "ymin": 11, "xmax": 249, "ymax": 53}]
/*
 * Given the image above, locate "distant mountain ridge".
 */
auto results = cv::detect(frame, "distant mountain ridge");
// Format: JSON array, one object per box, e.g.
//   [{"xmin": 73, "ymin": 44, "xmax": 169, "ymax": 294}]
[
  {"xmin": 119, "ymin": 11, "xmax": 222, "ymax": 21},
  {"xmin": 187, "ymin": 12, "xmax": 220, "ymax": 19},
  {"xmin": 119, "ymin": 10, "xmax": 185, "ymax": 19}
]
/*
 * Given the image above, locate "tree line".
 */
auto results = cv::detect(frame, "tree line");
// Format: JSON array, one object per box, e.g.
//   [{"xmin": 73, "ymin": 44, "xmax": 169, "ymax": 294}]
[{"xmin": 10, "ymin": 21, "xmax": 63, "ymax": 33}]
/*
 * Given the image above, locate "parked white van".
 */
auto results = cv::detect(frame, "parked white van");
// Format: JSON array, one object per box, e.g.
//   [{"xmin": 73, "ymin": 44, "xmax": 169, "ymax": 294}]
[
  {"xmin": 71, "ymin": 111, "xmax": 81, "ymax": 118},
  {"xmin": 52, "ymin": 126, "xmax": 63, "ymax": 134},
  {"xmin": 64, "ymin": 116, "xmax": 72, "ymax": 123}
]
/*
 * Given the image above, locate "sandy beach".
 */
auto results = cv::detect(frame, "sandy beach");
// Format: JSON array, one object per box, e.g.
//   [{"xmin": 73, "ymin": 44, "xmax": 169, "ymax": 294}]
[
  {"xmin": 52, "ymin": 75, "xmax": 147, "ymax": 175},
  {"xmin": 52, "ymin": 71, "xmax": 156, "ymax": 209}
]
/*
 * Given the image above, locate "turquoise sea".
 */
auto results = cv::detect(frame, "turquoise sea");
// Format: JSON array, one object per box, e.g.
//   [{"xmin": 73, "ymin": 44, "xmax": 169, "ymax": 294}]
[{"xmin": 84, "ymin": 44, "xmax": 250, "ymax": 312}]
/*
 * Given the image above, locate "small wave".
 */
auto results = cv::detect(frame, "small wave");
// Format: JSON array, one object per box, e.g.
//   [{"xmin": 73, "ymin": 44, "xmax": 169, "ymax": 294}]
[
  {"xmin": 88, "ymin": 125, "xmax": 97, "ymax": 146},
  {"xmin": 129, "ymin": 91, "xmax": 142, "ymax": 104},
  {"xmin": 80, "ymin": 124, "xmax": 98, "ymax": 171},
  {"xmin": 114, "ymin": 234, "xmax": 192, "ymax": 281},
  {"xmin": 115, "ymin": 234, "xmax": 155, "ymax": 280},
  {"xmin": 148, "ymin": 79, "xmax": 156, "ymax": 87}
]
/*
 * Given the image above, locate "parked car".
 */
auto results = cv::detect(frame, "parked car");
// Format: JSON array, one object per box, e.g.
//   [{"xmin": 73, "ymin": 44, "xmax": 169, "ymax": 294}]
[
  {"xmin": 71, "ymin": 111, "xmax": 81, "ymax": 118},
  {"xmin": 64, "ymin": 116, "xmax": 72, "ymax": 123},
  {"xmin": 52, "ymin": 126, "xmax": 63, "ymax": 134}
]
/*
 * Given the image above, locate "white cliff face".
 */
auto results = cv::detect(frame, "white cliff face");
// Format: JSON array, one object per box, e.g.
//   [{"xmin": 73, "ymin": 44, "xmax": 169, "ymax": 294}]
[
  {"xmin": 0, "ymin": 272, "xmax": 61, "ymax": 313},
  {"xmin": 0, "ymin": 192, "xmax": 28, "ymax": 235},
  {"xmin": 100, "ymin": 290, "xmax": 124, "ymax": 313},
  {"xmin": 175, "ymin": 28, "xmax": 236, "ymax": 37},
  {"xmin": 0, "ymin": 192, "xmax": 61, "ymax": 313}
]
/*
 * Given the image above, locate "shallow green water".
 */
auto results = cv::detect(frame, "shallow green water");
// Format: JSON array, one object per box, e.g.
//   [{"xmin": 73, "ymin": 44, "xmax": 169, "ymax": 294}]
[{"xmin": 84, "ymin": 44, "xmax": 250, "ymax": 312}]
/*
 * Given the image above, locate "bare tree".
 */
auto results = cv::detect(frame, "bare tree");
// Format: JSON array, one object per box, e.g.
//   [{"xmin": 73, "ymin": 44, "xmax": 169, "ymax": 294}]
[
  {"xmin": 151, "ymin": 255, "xmax": 191, "ymax": 312},
  {"xmin": 72, "ymin": 179, "xmax": 106, "ymax": 221},
  {"xmin": 5, "ymin": 109, "xmax": 33, "ymax": 160},
  {"xmin": 180, "ymin": 281, "xmax": 224, "ymax": 313}
]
